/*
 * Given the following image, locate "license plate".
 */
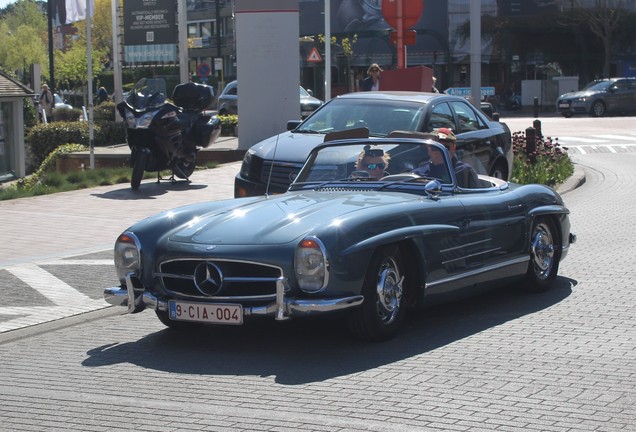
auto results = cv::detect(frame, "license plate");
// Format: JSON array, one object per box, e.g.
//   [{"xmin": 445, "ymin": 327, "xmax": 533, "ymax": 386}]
[
  {"xmin": 169, "ymin": 301, "xmax": 243, "ymax": 325},
  {"xmin": 558, "ymin": 103, "xmax": 569, "ymax": 108}
]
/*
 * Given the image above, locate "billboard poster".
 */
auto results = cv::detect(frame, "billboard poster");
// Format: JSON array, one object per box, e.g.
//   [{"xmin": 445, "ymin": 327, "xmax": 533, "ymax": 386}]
[{"xmin": 123, "ymin": 0, "xmax": 177, "ymax": 63}]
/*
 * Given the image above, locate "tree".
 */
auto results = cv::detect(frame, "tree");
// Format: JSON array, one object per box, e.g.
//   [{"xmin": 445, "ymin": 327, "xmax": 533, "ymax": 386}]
[
  {"xmin": 556, "ymin": 0, "xmax": 627, "ymax": 78},
  {"xmin": 55, "ymin": 0, "xmax": 111, "ymax": 99},
  {"xmin": 0, "ymin": 0, "xmax": 48, "ymax": 82}
]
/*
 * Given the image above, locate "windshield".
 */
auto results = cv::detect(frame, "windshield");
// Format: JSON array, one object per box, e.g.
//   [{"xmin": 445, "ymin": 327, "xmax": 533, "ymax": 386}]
[
  {"xmin": 296, "ymin": 98, "xmax": 426, "ymax": 137},
  {"xmin": 294, "ymin": 141, "xmax": 453, "ymax": 187},
  {"xmin": 581, "ymin": 80, "xmax": 612, "ymax": 92},
  {"xmin": 125, "ymin": 78, "xmax": 167, "ymax": 109}
]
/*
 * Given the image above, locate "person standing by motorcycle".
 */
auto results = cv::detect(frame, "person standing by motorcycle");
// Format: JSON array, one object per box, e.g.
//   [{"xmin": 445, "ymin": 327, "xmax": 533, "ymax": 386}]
[{"xmin": 39, "ymin": 84, "xmax": 55, "ymax": 123}]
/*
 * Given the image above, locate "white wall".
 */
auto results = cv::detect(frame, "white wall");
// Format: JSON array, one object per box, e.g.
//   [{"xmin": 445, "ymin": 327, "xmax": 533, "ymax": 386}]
[{"xmin": 235, "ymin": 0, "xmax": 300, "ymax": 150}]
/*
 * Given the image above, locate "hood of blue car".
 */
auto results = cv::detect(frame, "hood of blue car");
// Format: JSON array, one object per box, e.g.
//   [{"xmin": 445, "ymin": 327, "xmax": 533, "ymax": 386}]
[
  {"xmin": 168, "ymin": 191, "xmax": 414, "ymax": 246},
  {"xmin": 560, "ymin": 89, "xmax": 602, "ymax": 99},
  {"xmin": 250, "ymin": 131, "xmax": 326, "ymax": 162}
]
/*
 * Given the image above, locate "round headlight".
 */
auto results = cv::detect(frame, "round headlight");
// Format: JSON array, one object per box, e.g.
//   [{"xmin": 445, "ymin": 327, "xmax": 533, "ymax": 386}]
[
  {"xmin": 295, "ymin": 237, "xmax": 328, "ymax": 293},
  {"xmin": 114, "ymin": 232, "xmax": 141, "ymax": 284}
]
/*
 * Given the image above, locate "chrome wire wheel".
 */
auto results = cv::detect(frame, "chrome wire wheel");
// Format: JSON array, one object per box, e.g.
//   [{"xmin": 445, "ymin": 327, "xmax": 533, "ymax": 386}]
[
  {"xmin": 375, "ymin": 257, "xmax": 404, "ymax": 325},
  {"xmin": 348, "ymin": 245, "xmax": 407, "ymax": 341},
  {"xmin": 531, "ymin": 222, "xmax": 555, "ymax": 280}
]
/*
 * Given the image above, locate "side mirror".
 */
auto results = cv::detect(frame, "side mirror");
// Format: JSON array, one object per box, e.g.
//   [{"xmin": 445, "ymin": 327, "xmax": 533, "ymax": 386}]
[
  {"xmin": 287, "ymin": 120, "xmax": 302, "ymax": 131},
  {"xmin": 424, "ymin": 179, "xmax": 443, "ymax": 200}
]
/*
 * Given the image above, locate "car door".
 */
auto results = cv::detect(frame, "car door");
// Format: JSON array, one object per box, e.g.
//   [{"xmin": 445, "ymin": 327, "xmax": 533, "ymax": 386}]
[
  {"xmin": 613, "ymin": 79, "xmax": 635, "ymax": 113},
  {"xmin": 457, "ymin": 188, "xmax": 527, "ymax": 274},
  {"xmin": 448, "ymin": 100, "xmax": 496, "ymax": 176}
]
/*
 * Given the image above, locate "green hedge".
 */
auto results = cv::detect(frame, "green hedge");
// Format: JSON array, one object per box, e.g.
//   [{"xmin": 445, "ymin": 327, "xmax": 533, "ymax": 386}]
[
  {"xmin": 16, "ymin": 143, "xmax": 89, "ymax": 191},
  {"xmin": 26, "ymin": 122, "xmax": 93, "ymax": 169},
  {"xmin": 53, "ymin": 107, "xmax": 83, "ymax": 122}
]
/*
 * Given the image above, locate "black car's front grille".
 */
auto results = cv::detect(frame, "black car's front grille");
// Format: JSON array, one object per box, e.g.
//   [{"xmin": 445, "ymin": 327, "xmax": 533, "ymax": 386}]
[
  {"xmin": 157, "ymin": 259, "xmax": 282, "ymax": 300},
  {"xmin": 259, "ymin": 161, "xmax": 304, "ymax": 191}
]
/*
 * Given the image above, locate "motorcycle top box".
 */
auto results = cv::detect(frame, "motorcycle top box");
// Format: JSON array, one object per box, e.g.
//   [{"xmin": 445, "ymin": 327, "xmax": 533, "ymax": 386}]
[{"xmin": 172, "ymin": 82, "xmax": 215, "ymax": 111}]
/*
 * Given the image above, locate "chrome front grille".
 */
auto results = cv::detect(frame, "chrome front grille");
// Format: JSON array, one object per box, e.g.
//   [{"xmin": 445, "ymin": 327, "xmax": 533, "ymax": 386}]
[
  {"xmin": 259, "ymin": 161, "xmax": 304, "ymax": 191},
  {"xmin": 157, "ymin": 259, "xmax": 282, "ymax": 300}
]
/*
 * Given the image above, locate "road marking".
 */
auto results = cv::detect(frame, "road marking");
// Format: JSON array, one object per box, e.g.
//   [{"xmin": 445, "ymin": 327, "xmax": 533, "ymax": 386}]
[
  {"xmin": 594, "ymin": 134, "xmax": 636, "ymax": 141},
  {"xmin": 6, "ymin": 264, "xmax": 95, "ymax": 307},
  {"xmin": 0, "ymin": 262, "xmax": 111, "ymax": 333}
]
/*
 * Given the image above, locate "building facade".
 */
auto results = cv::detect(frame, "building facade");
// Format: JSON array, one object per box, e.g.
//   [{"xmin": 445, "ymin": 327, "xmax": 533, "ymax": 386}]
[{"xmin": 0, "ymin": 72, "xmax": 32, "ymax": 183}]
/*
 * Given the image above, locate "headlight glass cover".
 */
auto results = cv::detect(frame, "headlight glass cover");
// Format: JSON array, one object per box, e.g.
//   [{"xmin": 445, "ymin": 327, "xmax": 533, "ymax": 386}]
[
  {"xmin": 295, "ymin": 237, "xmax": 328, "ymax": 293},
  {"xmin": 114, "ymin": 232, "xmax": 141, "ymax": 284}
]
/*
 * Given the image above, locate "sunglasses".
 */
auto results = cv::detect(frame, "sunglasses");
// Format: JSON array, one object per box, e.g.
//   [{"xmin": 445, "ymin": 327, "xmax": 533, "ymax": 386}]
[{"xmin": 366, "ymin": 162, "xmax": 386, "ymax": 170}]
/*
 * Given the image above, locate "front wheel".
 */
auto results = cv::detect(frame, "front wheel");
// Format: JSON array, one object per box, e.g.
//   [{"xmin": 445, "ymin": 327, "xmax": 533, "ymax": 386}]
[
  {"xmin": 130, "ymin": 151, "xmax": 147, "ymax": 190},
  {"xmin": 590, "ymin": 100, "xmax": 606, "ymax": 117},
  {"xmin": 561, "ymin": 112, "xmax": 573, "ymax": 118},
  {"xmin": 173, "ymin": 158, "xmax": 196, "ymax": 180},
  {"xmin": 525, "ymin": 217, "xmax": 560, "ymax": 292},
  {"xmin": 347, "ymin": 245, "xmax": 406, "ymax": 341}
]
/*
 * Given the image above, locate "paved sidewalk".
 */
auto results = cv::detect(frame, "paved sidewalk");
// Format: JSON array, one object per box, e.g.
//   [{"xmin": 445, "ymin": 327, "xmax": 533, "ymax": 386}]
[{"xmin": 0, "ymin": 160, "xmax": 242, "ymax": 267}]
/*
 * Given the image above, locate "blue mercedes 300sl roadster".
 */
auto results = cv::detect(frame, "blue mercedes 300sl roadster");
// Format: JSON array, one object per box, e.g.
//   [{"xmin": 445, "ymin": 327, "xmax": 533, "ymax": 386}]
[{"xmin": 105, "ymin": 138, "xmax": 575, "ymax": 341}]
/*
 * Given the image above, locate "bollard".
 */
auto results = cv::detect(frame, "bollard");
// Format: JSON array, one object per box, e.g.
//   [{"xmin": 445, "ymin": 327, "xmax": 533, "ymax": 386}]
[
  {"xmin": 533, "ymin": 119, "xmax": 542, "ymax": 139},
  {"xmin": 533, "ymin": 97, "xmax": 539, "ymax": 118},
  {"xmin": 492, "ymin": 112, "xmax": 500, "ymax": 121},
  {"xmin": 526, "ymin": 126, "xmax": 536, "ymax": 164}
]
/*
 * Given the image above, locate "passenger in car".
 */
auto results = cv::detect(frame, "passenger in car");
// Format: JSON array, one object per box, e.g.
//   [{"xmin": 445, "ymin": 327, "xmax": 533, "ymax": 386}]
[
  {"xmin": 412, "ymin": 128, "xmax": 480, "ymax": 188},
  {"xmin": 355, "ymin": 145, "xmax": 391, "ymax": 179}
]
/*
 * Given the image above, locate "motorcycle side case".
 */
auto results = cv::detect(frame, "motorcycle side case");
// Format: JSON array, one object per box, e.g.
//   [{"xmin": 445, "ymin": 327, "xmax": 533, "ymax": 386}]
[
  {"xmin": 173, "ymin": 83, "xmax": 214, "ymax": 111},
  {"xmin": 192, "ymin": 116, "xmax": 222, "ymax": 148}
]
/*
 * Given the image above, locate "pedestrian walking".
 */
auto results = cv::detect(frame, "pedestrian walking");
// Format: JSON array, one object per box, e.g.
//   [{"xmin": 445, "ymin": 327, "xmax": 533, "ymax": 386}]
[
  {"xmin": 361, "ymin": 63, "xmax": 382, "ymax": 91},
  {"xmin": 39, "ymin": 84, "xmax": 55, "ymax": 123}
]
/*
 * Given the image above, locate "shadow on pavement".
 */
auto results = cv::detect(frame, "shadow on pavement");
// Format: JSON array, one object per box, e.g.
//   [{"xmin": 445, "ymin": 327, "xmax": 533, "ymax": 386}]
[
  {"xmin": 92, "ymin": 180, "xmax": 208, "ymax": 200},
  {"xmin": 82, "ymin": 277, "xmax": 576, "ymax": 384}
]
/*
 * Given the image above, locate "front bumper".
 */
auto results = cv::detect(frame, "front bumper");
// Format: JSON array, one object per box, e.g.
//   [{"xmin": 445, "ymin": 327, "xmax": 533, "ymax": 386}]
[
  {"xmin": 104, "ymin": 273, "xmax": 364, "ymax": 321},
  {"xmin": 556, "ymin": 100, "xmax": 590, "ymax": 115}
]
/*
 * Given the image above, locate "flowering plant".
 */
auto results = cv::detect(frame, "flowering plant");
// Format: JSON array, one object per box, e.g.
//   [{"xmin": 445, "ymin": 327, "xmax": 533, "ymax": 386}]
[{"xmin": 510, "ymin": 130, "xmax": 574, "ymax": 186}]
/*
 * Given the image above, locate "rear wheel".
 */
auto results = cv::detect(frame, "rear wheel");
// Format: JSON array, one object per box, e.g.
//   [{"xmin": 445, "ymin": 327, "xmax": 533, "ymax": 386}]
[
  {"xmin": 525, "ymin": 217, "xmax": 560, "ymax": 292},
  {"xmin": 347, "ymin": 245, "xmax": 406, "ymax": 341},
  {"xmin": 489, "ymin": 160, "xmax": 508, "ymax": 180},
  {"xmin": 174, "ymin": 159, "xmax": 196, "ymax": 180},
  {"xmin": 590, "ymin": 100, "xmax": 606, "ymax": 117},
  {"xmin": 561, "ymin": 112, "xmax": 573, "ymax": 118},
  {"xmin": 130, "ymin": 151, "xmax": 147, "ymax": 190}
]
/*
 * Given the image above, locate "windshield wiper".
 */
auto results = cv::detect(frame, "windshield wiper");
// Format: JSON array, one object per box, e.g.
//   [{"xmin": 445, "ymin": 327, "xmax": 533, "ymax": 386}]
[{"xmin": 297, "ymin": 129, "xmax": 325, "ymax": 134}]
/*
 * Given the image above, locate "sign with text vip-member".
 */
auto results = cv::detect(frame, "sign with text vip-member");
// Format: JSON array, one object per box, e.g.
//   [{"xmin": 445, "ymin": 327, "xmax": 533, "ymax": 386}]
[{"xmin": 124, "ymin": 0, "xmax": 177, "ymax": 63}]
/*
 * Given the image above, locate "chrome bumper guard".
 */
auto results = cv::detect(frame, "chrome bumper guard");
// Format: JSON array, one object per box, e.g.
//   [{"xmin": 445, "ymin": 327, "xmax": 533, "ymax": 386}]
[{"xmin": 104, "ymin": 274, "xmax": 364, "ymax": 320}]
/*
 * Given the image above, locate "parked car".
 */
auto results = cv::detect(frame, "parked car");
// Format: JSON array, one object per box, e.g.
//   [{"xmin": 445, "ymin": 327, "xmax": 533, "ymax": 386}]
[
  {"xmin": 104, "ymin": 138, "xmax": 575, "ymax": 341},
  {"xmin": 34, "ymin": 93, "xmax": 73, "ymax": 110},
  {"xmin": 556, "ymin": 77, "xmax": 636, "ymax": 118},
  {"xmin": 54, "ymin": 94, "xmax": 73, "ymax": 110},
  {"xmin": 235, "ymin": 91, "xmax": 512, "ymax": 198},
  {"xmin": 216, "ymin": 80, "xmax": 323, "ymax": 117}
]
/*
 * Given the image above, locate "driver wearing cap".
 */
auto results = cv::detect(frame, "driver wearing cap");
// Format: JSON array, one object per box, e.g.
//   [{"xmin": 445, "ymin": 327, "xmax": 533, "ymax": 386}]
[{"xmin": 412, "ymin": 128, "xmax": 480, "ymax": 188}]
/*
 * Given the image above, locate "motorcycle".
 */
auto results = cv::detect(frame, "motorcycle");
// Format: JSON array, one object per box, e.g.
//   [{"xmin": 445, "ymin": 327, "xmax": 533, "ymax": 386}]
[{"xmin": 117, "ymin": 78, "xmax": 222, "ymax": 190}]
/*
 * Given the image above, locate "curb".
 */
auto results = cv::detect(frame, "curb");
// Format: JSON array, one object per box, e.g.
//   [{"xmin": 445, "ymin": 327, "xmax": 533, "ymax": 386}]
[{"xmin": 556, "ymin": 164, "xmax": 585, "ymax": 195}]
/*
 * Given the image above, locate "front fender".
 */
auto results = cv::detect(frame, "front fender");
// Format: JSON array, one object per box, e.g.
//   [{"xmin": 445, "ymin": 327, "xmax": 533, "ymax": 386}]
[{"xmin": 340, "ymin": 224, "xmax": 459, "ymax": 256}]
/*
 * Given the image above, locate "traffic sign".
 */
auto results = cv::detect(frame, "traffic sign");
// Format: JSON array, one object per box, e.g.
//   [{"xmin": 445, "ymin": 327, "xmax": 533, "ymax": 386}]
[
  {"xmin": 382, "ymin": 0, "xmax": 424, "ymax": 29},
  {"xmin": 445, "ymin": 87, "xmax": 495, "ymax": 97},
  {"xmin": 307, "ymin": 47, "xmax": 322, "ymax": 63},
  {"xmin": 197, "ymin": 63, "xmax": 211, "ymax": 78}
]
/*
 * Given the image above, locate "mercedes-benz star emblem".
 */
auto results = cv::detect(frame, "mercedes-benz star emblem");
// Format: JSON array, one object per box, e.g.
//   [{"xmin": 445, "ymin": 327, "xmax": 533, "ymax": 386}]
[{"xmin": 194, "ymin": 262, "xmax": 224, "ymax": 296}]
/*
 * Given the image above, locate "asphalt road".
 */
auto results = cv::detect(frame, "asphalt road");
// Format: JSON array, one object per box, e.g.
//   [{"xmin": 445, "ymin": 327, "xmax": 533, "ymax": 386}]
[{"xmin": 0, "ymin": 115, "xmax": 635, "ymax": 431}]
